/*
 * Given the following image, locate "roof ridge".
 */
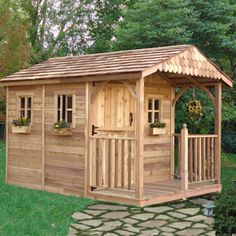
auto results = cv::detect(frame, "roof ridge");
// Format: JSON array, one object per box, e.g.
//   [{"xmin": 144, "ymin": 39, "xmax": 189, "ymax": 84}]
[{"xmin": 48, "ymin": 44, "xmax": 193, "ymax": 60}]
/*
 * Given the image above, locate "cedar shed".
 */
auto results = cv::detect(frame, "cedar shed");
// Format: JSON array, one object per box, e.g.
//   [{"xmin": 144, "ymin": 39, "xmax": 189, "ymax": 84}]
[{"xmin": 0, "ymin": 45, "xmax": 233, "ymax": 207}]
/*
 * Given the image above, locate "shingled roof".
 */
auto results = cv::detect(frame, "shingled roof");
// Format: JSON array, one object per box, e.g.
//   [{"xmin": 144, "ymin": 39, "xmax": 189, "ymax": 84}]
[{"xmin": 0, "ymin": 45, "xmax": 233, "ymax": 87}]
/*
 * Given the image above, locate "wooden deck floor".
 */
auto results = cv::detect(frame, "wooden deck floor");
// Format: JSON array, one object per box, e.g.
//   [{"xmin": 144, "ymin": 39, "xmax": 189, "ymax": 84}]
[{"xmin": 88, "ymin": 180, "xmax": 221, "ymax": 207}]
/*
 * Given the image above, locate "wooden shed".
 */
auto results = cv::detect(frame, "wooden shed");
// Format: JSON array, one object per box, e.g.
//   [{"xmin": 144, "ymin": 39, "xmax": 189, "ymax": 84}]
[{"xmin": 0, "ymin": 45, "xmax": 233, "ymax": 207}]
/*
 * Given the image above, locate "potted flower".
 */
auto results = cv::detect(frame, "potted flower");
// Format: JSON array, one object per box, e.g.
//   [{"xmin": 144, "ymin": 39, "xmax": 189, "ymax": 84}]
[
  {"xmin": 149, "ymin": 118, "xmax": 166, "ymax": 135},
  {"xmin": 53, "ymin": 120, "xmax": 72, "ymax": 136},
  {"xmin": 12, "ymin": 118, "xmax": 31, "ymax": 134}
]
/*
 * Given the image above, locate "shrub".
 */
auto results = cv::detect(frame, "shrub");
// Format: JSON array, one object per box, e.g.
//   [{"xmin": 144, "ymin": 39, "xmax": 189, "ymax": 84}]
[
  {"xmin": 222, "ymin": 134, "xmax": 236, "ymax": 153},
  {"xmin": 213, "ymin": 186, "xmax": 236, "ymax": 235}
]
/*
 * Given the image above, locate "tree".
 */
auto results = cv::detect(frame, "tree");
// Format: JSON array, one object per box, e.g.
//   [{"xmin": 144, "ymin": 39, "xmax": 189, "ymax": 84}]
[
  {"xmin": 113, "ymin": 0, "xmax": 197, "ymax": 50},
  {"xmin": 0, "ymin": 0, "xmax": 31, "ymax": 77}
]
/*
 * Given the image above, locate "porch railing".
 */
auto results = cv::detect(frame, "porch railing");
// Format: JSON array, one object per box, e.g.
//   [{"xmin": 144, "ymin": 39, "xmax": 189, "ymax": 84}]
[
  {"xmin": 174, "ymin": 124, "xmax": 218, "ymax": 189},
  {"xmin": 89, "ymin": 136, "xmax": 136, "ymax": 191}
]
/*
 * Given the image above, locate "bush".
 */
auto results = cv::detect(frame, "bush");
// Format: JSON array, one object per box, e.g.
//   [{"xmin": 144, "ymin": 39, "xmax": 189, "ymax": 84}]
[
  {"xmin": 214, "ymin": 186, "xmax": 236, "ymax": 235},
  {"xmin": 222, "ymin": 134, "xmax": 236, "ymax": 154}
]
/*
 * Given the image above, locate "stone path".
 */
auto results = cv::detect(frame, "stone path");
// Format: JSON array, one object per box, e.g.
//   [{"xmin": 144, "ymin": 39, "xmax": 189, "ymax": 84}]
[{"xmin": 69, "ymin": 198, "xmax": 215, "ymax": 236}]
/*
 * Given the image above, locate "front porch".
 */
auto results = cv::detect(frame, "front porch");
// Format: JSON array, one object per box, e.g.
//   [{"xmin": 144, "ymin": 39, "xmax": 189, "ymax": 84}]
[{"xmin": 86, "ymin": 75, "xmax": 223, "ymax": 207}]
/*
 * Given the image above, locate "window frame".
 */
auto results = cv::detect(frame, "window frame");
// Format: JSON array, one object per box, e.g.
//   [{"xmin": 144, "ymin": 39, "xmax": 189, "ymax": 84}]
[
  {"xmin": 17, "ymin": 95, "xmax": 33, "ymax": 124},
  {"xmin": 146, "ymin": 94, "xmax": 163, "ymax": 125},
  {"xmin": 54, "ymin": 92, "xmax": 76, "ymax": 128}
]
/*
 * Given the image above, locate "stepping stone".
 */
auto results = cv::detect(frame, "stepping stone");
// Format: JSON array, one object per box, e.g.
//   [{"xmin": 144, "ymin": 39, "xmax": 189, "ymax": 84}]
[
  {"xmin": 140, "ymin": 229, "xmax": 159, "ymax": 235},
  {"xmin": 167, "ymin": 212, "xmax": 187, "ymax": 219},
  {"xmin": 206, "ymin": 231, "xmax": 216, "ymax": 236},
  {"xmin": 168, "ymin": 222, "xmax": 192, "ymax": 229},
  {"xmin": 187, "ymin": 215, "xmax": 208, "ymax": 222},
  {"xmin": 71, "ymin": 223, "xmax": 90, "ymax": 230},
  {"xmin": 160, "ymin": 226, "xmax": 176, "ymax": 232},
  {"xmin": 176, "ymin": 208, "xmax": 200, "ymax": 215},
  {"xmin": 138, "ymin": 220, "xmax": 167, "ymax": 228},
  {"xmin": 155, "ymin": 214, "xmax": 173, "ymax": 220},
  {"xmin": 68, "ymin": 227, "xmax": 78, "ymax": 236},
  {"xmin": 122, "ymin": 218, "xmax": 139, "ymax": 224},
  {"xmin": 160, "ymin": 233, "xmax": 175, "ymax": 236},
  {"xmin": 92, "ymin": 221, "xmax": 122, "ymax": 231},
  {"xmin": 115, "ymin": 230, "xmax": 135, "ymax": 236},
  {"xmin": 104, "ymin": 233, "xmax": 118, "ymax": 236},
  {"xmin": 205, "ymin": 217, "xmax": 214, "ymax": 226},
  {"xmin": 144, "ymin": 206, "xmax": 173, "ymax": 214},
  {"xmin": 84, "ymin": 209, "xmax": 105, "ymax": 216},
  {"xmin": 131, "ymin": 213, "xmax": 154, "ymax": 221},
  {"xmin": 193, "ymin": 223, "xmax": 210, "ymax": 228},
  {"xmin": 80, "ymin": 219, "xmax": 103, "ymax": 227},
  {"xmin": 88, "ymin": 204, "xmax": 127, "ymax": 211},
  {"xmin": 72, "ymin": 212, "xmax": 92, "ymax": 220},
  {"xmin": 171, "ymin": 203, "xmax": 186, "ymax": 209},
  {"xmin": 101, "ymin": 211, "xmax": 130, "ymax": 219},
  {"xmin": 124, "ymin": 224, "xmax": 142, "ymax": 233},
  {"xmin": 176, "ymin": 228, "xmax": 205, "ymax": 236},
  {"xmin": 190, "ymin": 198, "xmax": 214, "ymax": 206}
]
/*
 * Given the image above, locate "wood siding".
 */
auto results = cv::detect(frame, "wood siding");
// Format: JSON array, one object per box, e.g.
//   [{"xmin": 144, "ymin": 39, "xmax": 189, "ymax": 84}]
[
  {"xmin": 7, "ymin": 83, "xmax": 86, "ymax": 196},
  {"xmin": 44, "ymin": 83, "xmax": 86, "ymax": 195},
  {"xmin": 8, "ymin": 86, "xmax": 43, "ymax": 189},
  {"xmin": 144, "ymin": 74, "xmax": 172, "ymax": 183}
]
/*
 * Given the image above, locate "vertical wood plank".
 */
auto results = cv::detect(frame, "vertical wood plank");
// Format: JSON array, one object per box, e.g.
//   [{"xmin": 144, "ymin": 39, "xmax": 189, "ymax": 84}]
[
  {"xmin": 198, "ymin": 138, "xmax": 202, "ymax": 182},
  {"xmin": 128, "ymin": 140, "xmax": 132, "ymax": 190},
  {"xmin": 207, "ymin": 137, "xmax": 211, "ymax": 180},
  {"xmin": 189, "ymin": 138, "xmax": 193, "ymax": 182},
  {"xmin": 5, "ymin": 87, "xmax": 9, "ymax": 184},
  {"xmin": 124, "ymin": 139, "xmax": 128, "ymax": 188},
  {"xmin": 194, "ymin": 138, "xmax": 198, "ymax": 182},
  {"xmin": 110, "ymin": 139, "xmax": 116, "ymax": 188},
  {"xmin": 116, "ymin": 139, "xmax": 122, "ymax": 188},
  {"xmin": 42, "ymin": 85, "xmax": 45, "ymax": 189},
  {"xmin": 180, "ymin": 124, "xmax": 188, "ymax": 190},
  {"xmin": 211, "ymin": 137, "xmax": 214, "ymax": 180},
  {"xmin": 170, "ymin": 87, "xmax": 175, "ymax": 179},
  {"xmin": 135, "ymin": 77, "xmax": 144, "ymax": 199},
  {"xmin": 202, "ymin": 137, "xmax": 206, "ymax": 181},
  {"xmin": 215, "ymin": 83, "xmax": 222, "ymax": 183}
]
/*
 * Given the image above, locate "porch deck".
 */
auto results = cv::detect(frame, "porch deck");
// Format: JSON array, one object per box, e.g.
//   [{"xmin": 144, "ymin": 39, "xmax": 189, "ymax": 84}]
[{"xmin": 88, "ymin": 180, "xmax": 221, "ymax": 207}]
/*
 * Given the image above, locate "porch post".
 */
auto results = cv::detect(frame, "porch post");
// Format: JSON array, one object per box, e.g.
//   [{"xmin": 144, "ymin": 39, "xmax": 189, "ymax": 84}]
[
  {"xmin": 135, "ymin": 77, "xmax": 144, "ymax": 199},
  {"xmin": 214, "ymin": 83, "xmax": 222, "ymax": 184},
  {"xmin": 180, "ymin": 124, "xmax": 188, "ymax": 190}
]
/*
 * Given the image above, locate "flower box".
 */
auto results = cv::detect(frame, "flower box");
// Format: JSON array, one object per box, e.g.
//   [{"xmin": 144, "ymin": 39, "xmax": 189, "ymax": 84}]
[
  {"xmin": 149, "ymin": 127, "xmax": 166, "ymax": 135},
  {"xmin": 12, "ymin": 126, "xmax": 31, "ymax": 134},
  {"xmin": 53, "ymin": 128, "xmax": 72, "ymax": 136}
]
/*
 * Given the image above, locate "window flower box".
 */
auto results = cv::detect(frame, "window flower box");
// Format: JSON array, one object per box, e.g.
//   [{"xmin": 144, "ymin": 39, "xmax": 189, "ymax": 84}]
[
  {"xmin": 12, "ymin": 118, "xmax": 31, "ymax": 134},
  {"xmin": 149, "ymin": 127, "xmax": 166, "ymax": 135},
  {"xmin": 53, "ymin": 121, "xmax": 72, "ymax": 136},
  {"xmin": 12, "ymin": 125, "xmax": 31, "ymax": 134},
  {"xmin": 149, "ymin": 119, "xmax": 166, "ymax": 136},
  {"xmin": 53, "ymin": 128, "xmax": 72, "ymax": 136}
]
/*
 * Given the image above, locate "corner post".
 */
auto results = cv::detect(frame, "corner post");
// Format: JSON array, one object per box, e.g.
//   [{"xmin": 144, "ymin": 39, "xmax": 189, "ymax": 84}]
[
  {"xmin": 214, "ymin": 83, "xmax": 222, "ymax": 184},
  {"xmin": 181, "ymin": 124, "xmax": 188, "ymax": 190},
  {"xmin": 135, "ymin": 77, "xmax": 144, "ymax": 199}
]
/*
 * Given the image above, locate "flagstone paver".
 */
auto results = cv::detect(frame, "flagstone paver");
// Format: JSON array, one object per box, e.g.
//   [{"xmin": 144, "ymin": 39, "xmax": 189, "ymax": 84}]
[
  {"xmin": 101, "ymin": 211, "xmax": 130, "ymax": 219},
  {"xmin": 176, "ymin": 207, "xmax": 200, "ymax": 215},
  {"xmin": 69, "ymin": 198, "xmax": 216, "ymax": 236},
  {"xmin": 131, "ymin": 213, "xmax": 155, "ymax": 221}
]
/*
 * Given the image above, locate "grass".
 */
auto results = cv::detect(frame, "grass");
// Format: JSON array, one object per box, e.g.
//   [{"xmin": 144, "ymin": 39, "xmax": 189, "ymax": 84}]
[{"xmin": 0, "ymin": 141, "xmax": 95, "ymax": 236}]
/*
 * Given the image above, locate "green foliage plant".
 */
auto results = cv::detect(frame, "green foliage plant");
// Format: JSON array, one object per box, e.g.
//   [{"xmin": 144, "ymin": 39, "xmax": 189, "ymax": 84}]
[
  {"xmin": 214, "ymin": 186, "xmax": 236, "ymax": 235},
  {"xmin": 12, "ymin": 118, "xmax": 30, "ymax": 127},
  {"xmin": 53, "ymin": 120, "xmax": 70, "ymax": 130}
]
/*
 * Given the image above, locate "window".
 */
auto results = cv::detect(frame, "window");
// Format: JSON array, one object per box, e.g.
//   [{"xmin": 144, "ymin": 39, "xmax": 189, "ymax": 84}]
[
  {"xmin": 147, "ymin": 97, "xmax": 160, "ymax": 124},
  {"xmin": 56, "ymin": 95, "xmax": 73, "ymax": 124},
  {"xmin": 18, "ymin": 96, "xmax": 32, "ymax": 121}
]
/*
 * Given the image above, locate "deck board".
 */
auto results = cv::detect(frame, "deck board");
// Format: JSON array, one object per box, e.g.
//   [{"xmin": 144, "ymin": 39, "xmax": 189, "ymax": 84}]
[{"xmin": 89, "ymin": 179, "xmax": 220, "ymax": 206}]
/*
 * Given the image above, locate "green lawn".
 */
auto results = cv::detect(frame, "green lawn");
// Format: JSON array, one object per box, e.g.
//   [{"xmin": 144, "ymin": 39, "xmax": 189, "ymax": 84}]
[
  {"xmin": 0, "ymin": 141, "xmax": 95, "ymax": 236},
  {"xmin": 0, "ymin": 141, "xmax": 235, "ymax": 236}
]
